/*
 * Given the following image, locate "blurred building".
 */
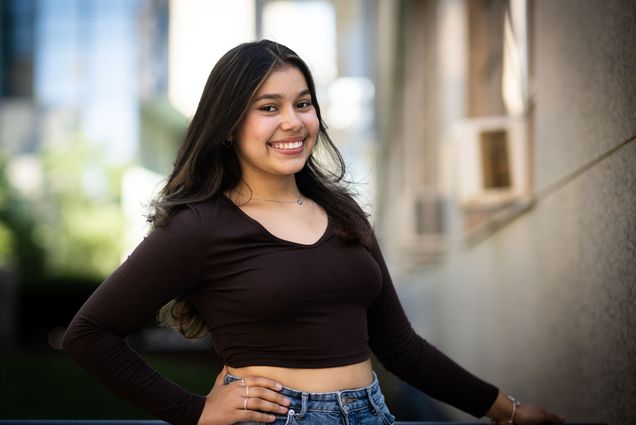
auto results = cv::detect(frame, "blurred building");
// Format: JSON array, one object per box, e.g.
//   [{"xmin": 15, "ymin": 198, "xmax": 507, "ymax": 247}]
[
  {"xmin": 0, "ymin": 0, "xmax": 37, "ymax": 347},
  {"xmin": 0, "ymin": 0, "xmax": 162, "ymax": 351},
  {"xmin": 35, "ymin": 0, "xmax": 142, "ymax": 162},
  {"xmin": 373, "ymin": 0, "xmax": 635, "ymax": 423}
]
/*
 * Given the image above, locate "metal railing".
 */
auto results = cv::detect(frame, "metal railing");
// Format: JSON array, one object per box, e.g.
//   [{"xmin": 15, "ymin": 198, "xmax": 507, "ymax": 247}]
[{"xmin": 0, "ymin": 421, "xmax": 608, "ymax": 425}]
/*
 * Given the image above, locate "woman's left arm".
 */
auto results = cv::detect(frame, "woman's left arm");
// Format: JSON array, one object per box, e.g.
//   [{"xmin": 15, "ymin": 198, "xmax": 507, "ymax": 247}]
[
  {"xmin": 366, "ymin": 231, "xmax": 564, "ymax": 423},
  {"xmin": 487, "ymin": 392, "xmax": 564, "ymax": 424},
  {"xmin": 366, "ymin": 231, "xmax": 498, "ymax": 416}
]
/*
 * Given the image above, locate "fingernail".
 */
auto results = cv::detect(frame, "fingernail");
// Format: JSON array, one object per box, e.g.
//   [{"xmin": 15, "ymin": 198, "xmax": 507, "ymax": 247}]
[
  {"xmin": 276, "ymin": 383, "xmax": 283, "ymax": 390},
  {"xmin": 269, "ymin": 415, "xmax": 276, "ymax": 421},
  {"xmin": 284, "ymin": 397, "xmax": 291, "ymax": 405}
]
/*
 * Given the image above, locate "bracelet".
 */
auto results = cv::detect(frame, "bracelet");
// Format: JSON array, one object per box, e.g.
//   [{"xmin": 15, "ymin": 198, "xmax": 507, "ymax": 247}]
[
  {"xmin": 489, "ymin": 395, "xmax": 521, "ymax": 425},
  {"xmin": 506, "ymin": 395, "xmax": 521, "ymax": 424}
]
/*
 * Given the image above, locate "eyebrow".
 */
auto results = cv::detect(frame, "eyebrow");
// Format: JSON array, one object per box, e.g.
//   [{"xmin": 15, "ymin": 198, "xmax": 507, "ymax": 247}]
[{"xmin": 252, "ymin": 89, "xmax": 311, "ymax": 103}]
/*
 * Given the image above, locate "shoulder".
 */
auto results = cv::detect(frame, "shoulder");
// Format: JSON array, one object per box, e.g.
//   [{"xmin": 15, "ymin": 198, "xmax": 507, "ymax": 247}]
[
  {"xmin": 163, "ymin": 194, "xmax": 226, "ymax": 228},
  {"xmin": 186, "ymin": 193, "xmax": 236, "ymax": 229},
  {"xmin": 158, "ymin": 194, "xmax": 270, "ymax": 248},
  {"xmin": 140, "ymin": 206, "xmax": 204, "ymax": 255},
  {"xmin": 162, "ymin": 193, "xmax": 245, "ymax": 240}
]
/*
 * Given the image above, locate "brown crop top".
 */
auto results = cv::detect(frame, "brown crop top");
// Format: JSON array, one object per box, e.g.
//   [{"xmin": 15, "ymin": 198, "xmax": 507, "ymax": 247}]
[{"xmin": 63, "ymin": 193, "xmax": 498, "ymax": 425}]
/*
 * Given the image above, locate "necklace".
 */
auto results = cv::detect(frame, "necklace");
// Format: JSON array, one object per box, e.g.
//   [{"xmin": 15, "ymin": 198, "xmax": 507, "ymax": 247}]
[{"xmin": 250, "ymin": 194, "xmax": 304, "ymax": 205}]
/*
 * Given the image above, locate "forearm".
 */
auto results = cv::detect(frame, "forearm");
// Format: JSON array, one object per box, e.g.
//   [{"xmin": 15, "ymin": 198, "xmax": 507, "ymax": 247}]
[
  {"xmin": 63, "ymin": 314, "xmax": 206, "ymax": 425},
  {"xmin": 485, "ymin": 391, "xmax": 565, "ymax": 424},
  {"xmin": 486, "ymin": 391, "xmax": 515, "ymax": 422},
  {"xmin": 62, "ymin": 206, "xmax": 209, "ymax": 424}
]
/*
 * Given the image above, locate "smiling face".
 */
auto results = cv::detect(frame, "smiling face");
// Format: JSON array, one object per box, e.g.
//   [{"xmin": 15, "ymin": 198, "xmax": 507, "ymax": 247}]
[{"xmin": 232, "ymin": 65, "xmax": 320, "ymax": 184}]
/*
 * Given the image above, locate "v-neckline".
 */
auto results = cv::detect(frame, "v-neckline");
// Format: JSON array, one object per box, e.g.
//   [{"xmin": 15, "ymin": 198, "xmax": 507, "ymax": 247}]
[{"xmin": 220, "ymin": 193, "xmax": 332, "ymax": 248}]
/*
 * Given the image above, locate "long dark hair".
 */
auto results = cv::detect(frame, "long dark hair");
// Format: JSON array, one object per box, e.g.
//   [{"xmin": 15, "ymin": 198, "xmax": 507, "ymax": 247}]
[{"xmin": 153, "ymin": 40, "xmax": 373, "ymax": 338}]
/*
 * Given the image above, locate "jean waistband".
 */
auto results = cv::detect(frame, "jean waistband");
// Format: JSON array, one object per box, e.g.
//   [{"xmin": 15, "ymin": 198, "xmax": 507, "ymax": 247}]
[{"xmin": 224, "ymin": 370, "xmax": 385, "ymax": 415}]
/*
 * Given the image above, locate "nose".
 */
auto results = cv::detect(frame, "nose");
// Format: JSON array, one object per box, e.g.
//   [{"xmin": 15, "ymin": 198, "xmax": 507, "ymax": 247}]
[{"xmin": 280, "ymin": 107, "xmax": 303, "ymax": 131}]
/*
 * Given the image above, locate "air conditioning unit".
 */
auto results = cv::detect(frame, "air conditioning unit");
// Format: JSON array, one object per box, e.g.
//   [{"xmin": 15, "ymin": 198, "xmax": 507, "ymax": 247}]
[
  {"xmin": 396, "ymin": 188, "xmax": 445, "ymax": 265},
  {"xmin": 455, "ymin": 116, "xmax": 530, "ymax": 210}
]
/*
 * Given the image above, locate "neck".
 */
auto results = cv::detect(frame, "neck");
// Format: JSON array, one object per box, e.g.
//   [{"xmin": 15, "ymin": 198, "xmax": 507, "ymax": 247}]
[{"xmin": 235, "ymin": 174, "xmax": 301, "ymax": 202}]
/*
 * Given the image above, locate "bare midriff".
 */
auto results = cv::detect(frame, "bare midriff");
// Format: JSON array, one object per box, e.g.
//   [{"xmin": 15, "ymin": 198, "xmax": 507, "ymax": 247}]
[{"xmin": 227, "ymin": 359, "xmax": 373, "ymax": 392}]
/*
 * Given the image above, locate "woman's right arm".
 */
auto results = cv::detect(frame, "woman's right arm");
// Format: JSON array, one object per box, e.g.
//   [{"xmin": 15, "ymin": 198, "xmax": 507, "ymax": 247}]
[
  {"xmin": 63, "ymin": 205, "xmax": 292, "ymax": 425},
  {"xmin": 63, "ymin": 206, "xmax": 209, "ymax": 425},
  {"xmin": 198, "ymin": 366, "xmax": 291, "ymax": 425}
]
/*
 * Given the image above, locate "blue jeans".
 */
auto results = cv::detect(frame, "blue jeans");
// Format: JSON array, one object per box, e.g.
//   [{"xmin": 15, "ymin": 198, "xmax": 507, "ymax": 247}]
[{"xmin": 223, "ymin": 371, "xmax": 396, "ymax": 425}]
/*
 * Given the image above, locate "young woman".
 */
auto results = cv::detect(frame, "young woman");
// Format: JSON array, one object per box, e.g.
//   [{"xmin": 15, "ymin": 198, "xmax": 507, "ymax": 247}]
[{"xmin": 63, "ymin": 40, "xmax": 564, "ymax": 425}]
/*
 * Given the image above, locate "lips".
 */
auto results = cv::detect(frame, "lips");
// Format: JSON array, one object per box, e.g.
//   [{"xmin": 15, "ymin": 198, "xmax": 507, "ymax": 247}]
[{"xmin": 268, "ymin": 136, "xmax": 305, "ymax": 152}]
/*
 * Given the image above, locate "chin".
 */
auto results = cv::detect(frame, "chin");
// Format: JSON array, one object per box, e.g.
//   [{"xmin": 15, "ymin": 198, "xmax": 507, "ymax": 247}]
[
  {"xmin": 280, "ymin": 166, "xmax": 305, "ymax": 176},
  {"xmin": 275, "ymin": 163, "xmax": 307, "ymax": 176}
]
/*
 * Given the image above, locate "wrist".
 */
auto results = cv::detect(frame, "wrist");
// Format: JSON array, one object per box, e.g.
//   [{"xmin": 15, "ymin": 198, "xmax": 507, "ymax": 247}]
[{"xmin": 487, "ymin": 392, "xmax": 519, "ymax": 423}]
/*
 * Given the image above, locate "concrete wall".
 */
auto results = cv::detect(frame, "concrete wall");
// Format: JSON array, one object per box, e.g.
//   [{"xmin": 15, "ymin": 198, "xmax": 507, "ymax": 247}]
[{"xmin": 379, "ymin": 0, "xmax": 636, "ymax": 423}]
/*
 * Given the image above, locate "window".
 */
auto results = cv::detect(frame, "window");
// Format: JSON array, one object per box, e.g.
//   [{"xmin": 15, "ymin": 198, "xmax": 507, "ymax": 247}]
[{"xmin": 480, "ymin": 129, "xmax": 511, "ymax": 189}]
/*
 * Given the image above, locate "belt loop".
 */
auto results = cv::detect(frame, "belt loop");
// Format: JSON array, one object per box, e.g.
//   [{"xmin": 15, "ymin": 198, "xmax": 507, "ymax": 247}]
[
  {"xmin": 336, "ymin": 391, "xmax": 350, "ymax": 425},
  {"xmin": 367, "ymin": 387, "xmax": 381, "ymax": 416},
  {"xmin": 297, "ymin": 392, "xmax": 309, "ymax": 419}
]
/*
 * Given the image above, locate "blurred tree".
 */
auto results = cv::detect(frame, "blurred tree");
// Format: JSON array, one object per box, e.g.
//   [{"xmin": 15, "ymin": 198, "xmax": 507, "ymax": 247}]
[
  {"xmin": 1, "ymin": 134, "xmax": 127, "ymax": 286},
  {"xmin": 0, "ymin": 156, "xmax": 46, "ymax": 285},
  {"xmin": 35, "ymin": 135, "xmax": 127, "ymax": 282}
]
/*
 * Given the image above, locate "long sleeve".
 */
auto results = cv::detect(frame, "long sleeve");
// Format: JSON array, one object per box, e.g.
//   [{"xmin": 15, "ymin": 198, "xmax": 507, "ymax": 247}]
[
  {"xmin": 62, "ymin": 206, "xmax": 208, "ymax": 425},
  {"xmin": 366, "ymin": 232, "xmax": 499, "ymax": 418}
]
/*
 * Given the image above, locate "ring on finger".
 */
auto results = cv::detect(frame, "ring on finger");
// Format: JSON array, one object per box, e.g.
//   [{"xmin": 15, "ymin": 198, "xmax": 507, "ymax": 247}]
[
  {"xmin": 243, "ymin": 396, "xmax": 248, "ymax": 411},
  {"xmin": 240, "ymin": 378, "xmax": 246, "ymax": 388},
  {"xmin": 244, "ymin": 386, "xmax": 250, "ymax": 398}
]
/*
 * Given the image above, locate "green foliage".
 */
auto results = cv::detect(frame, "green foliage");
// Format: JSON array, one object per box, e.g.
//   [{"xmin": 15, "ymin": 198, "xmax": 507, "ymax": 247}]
[
  {"xmin": 35, "ymin": 136, "xmax": 127, "ymax": 281},
  {"xmin": 0, "ymin": 135, "xmax": 128, "ymax": 285},
  {"xmin": 0, "ymin": 222, "xmax": 13, "ymax": 268},
  {"xmin": 0, "ymin": 177, "xmax": 13, "ymax": 267},
  {"xmin": 0, "ymin": 157, "xmax": 46, "ymax": 283}
]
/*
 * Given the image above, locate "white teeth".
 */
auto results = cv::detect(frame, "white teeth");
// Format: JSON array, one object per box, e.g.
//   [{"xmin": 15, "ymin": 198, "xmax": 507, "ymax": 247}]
[{"xmin": 270, "ymin": 140, "xmax": 303, "ymax": 150}]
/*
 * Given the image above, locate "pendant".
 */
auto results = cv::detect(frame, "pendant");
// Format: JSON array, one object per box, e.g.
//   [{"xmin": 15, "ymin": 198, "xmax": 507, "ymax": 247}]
[{"xmin": 297, "ymin": 199, "xmax": 303, "ymax": 205}]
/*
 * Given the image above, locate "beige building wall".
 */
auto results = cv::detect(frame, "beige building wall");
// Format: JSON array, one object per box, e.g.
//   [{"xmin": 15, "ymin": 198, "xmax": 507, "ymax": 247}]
[{"xmin": 375, "ymin": 0, "xmax": 636, "ymax": 423}]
